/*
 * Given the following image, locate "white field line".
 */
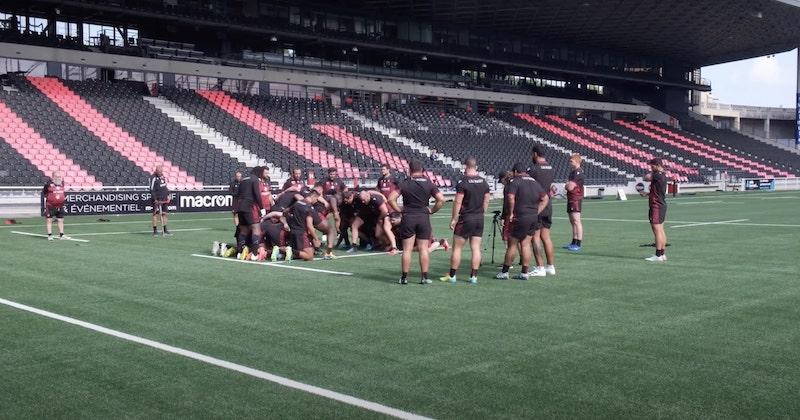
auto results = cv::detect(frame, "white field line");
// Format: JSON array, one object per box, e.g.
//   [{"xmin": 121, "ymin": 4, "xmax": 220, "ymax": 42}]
[
  {"xmin": 71, "ymin": 228, "xmax": 211, "ymax": 237},
  {"xmin": 721, "ymin": 222, "xmax": 800, "ymax": 228},
  {"xmin": 10, "ymin": 231, "xmax": 90, "ymax": 242},
  {"xmin": 0, "ymin": 217, "xmax": 230, "ymax": 229},
  {"xmin": 671, "ymin": 219, "xmax": 749, "ymax": 229},
  {"xmin": 191, "ymin": 254, "xmax": 353, "ymax": 276},
  {"xmin": 0, "ymin": 297, "xmax": 431, "ymax": 420}
]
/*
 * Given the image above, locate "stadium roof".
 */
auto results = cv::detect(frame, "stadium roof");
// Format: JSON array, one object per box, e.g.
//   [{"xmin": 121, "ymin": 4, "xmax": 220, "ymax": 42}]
[{"xmin": 335, "ymin": 0, "xmax": 800, "ymax": 66}]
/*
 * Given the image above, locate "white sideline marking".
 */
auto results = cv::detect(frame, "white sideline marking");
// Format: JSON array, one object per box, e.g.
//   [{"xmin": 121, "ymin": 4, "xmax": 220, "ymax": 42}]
[
  {"xmin": 0, "ymin": 297, "xmax": 430, "ymax": 420},
  {"xmin": 671, "ymin": 219, "xmax": 749, "ymax": 229},
  {"xmin": 70, "ymin": 228, "xmax": 211, "ymax": 237},
  {"xmin": 191, "ymin": 254, "xmax": 353, "ymax": 276},
  {"xmin": 0, "ymin": 217, "xmax": 229, "ymax": 229},
  {"xmin": 10, "ymin": 231, "xmax": 90, "ymax": 242},
  {"xmin": 723, "ymin": 222, "xmax": 800, "ymax": 228}
]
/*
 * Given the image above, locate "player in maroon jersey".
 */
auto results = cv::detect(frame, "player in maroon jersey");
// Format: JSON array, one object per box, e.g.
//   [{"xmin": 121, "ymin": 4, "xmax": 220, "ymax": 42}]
[
  {"xmin": 282, "ymin": 167, "xmax": 305, "ymax": 191},
  {"xmin": 641, "ymin": 158, "xmax": 669, "ymax": 262},
  {"xmin": 564, "ymin": 154, "xmax": 585, "ymax": 251},
  {"xmin": 42, "ymin": 171, "xmax": 69, "ymax": 241},
  {"xmin": 377, "ymin": 164, "xmax": 398, "ymax": 197},
  {"xmin": 351, "ymin": 190, "xmax": 397, "ymax": 254},
  {"xmin": 315, "ymin": 167, "xmax": 348, "ymax": 242}
]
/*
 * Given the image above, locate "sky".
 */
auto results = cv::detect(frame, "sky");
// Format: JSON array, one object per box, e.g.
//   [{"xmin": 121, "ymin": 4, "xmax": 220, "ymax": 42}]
[{"xmin": 701, "ymin": 48, "xmax": 798, "ymax": 108}]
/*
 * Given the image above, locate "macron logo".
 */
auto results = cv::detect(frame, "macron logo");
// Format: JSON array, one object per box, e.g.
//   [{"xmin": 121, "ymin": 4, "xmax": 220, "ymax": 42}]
[{"xmin": 180, "ymin": 194, "xmax": 233, "ymax": 208}]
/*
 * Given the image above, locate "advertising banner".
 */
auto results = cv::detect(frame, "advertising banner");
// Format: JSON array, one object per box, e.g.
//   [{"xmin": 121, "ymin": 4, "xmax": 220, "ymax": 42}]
[
  {"xmin": 743, "ymin": 179, "xmax": 776, "ymax": 191},
  {"xmin": 53, "ymin": 190, "xmax": 235, "ymax": 215}
]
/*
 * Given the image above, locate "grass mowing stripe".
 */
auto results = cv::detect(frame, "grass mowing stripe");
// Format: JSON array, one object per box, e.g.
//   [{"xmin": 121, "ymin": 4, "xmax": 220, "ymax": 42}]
[
  {"xmin": 70, "ymin": 228, "xmax": 211, "ymax": 237},
  {"xmin": 191, "ymin": 254, "xmax": 354, "ymax": 276},
  {"xmin": 10, "ymin": 231, "xmax": 90, "ymax": 242},
  {"xmin": 0, "ymin": 297, "xmax": 432, "ymax": 420}
]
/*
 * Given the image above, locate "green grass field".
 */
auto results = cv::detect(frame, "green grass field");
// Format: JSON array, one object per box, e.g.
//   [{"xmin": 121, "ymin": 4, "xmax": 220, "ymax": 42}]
[{"xmin": 1, "ymin": 190, "xmax": 799, "ymax": 419}]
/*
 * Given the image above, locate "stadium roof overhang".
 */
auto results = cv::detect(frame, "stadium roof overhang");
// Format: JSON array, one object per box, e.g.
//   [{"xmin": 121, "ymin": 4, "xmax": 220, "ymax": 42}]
[{"xmin": 331, "ymin": 0, "xmax": 800, "ymax": 67}]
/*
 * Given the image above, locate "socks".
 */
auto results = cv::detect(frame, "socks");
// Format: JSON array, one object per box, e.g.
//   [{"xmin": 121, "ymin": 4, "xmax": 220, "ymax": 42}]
[
  {"xmin": 656, "ymin": 249, "xmax": 665, "ymax": 257},
  {"xmin": 152, "ymin": 226, "xmax": 158, "ymax": 234},
  {"xmin": 571, "ymin": 238, "xmax": 576, "ymax": 245},
  {"xmin": 237, "ymin": 233, "xmax": 247, "ymax": 252},
  {"xmin": 401, "ymin": 272, "xmax": 408, "ymax": 281},
  {"xmin": 163, "ymin": 225, "xmax": 169, "ymax": 234},
  {"xmin": 422, "ymin": 272, "xmax": 428, "ymax": 280},
  {"xmin": 521, "ymin": 265, "xmax": 528, "ymax": 274},
  {"xmin": 449, "ymin": 268, "xmax": 457, "ymax": 277},
  {"xmin": 470, "ymin": 268, "xmax": 478, "ymax": 277},
  {"xmin": 576, "ymin": 239, "xmax": 582, "ymax": 247},
  {"xmin": 501, "ymin": 264, "xmax": 510, "ymax": 273}
]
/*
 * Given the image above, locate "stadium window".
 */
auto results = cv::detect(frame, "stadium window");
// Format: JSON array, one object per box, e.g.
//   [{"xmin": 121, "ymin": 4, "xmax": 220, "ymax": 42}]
[{"xmin": 27, "ymin": 16, "xmax": 47, "ymax": 34}]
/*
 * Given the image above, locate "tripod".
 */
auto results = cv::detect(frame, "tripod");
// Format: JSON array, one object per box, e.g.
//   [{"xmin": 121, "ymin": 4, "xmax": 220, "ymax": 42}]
[{"xmin": 490, "ymin": 211, "xmax": 502, "ymax": 264}]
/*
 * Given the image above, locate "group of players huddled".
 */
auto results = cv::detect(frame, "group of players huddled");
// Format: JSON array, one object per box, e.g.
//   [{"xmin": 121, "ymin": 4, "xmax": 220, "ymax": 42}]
[{"xmin": 208, "ymin": 143, "xmax": 669, "ymax": 283}]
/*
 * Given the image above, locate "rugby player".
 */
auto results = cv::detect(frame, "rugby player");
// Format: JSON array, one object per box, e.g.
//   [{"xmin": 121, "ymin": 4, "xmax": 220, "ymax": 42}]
[
  {"xmin": 310, "ymin": 183, "xmax": 338, "ymax": 259},
  {"xmin": 42, "ymin": 171, "xmax": 69, "ymax": 240},
  {"xmin": 564, "ymin": 155, "xmax": 585, "ymax": 251},
  {"xmin": 229, "ymin": 170, "xmax": 242, "ymax": 226},
  {"xmin": 315, "ymin": 167, "xmax": 348, "ymax": 240},
  {"xmin": 236, "ymin": 166, "xmax": 269, "ymax": 261},
  {"xmin": 282, "ymin": 167, "xmax": 305, "ymax": 191},
  {"xmin": 440, "ymin": 157, "xmax": 490, "ymax": 284},
  {"xmin": 149, "ymin": 165, "xmax": 171, "ymax": 236},
  {"xmin": 335, "ymin": 190, "xmax": 357, "ymax": 250},
  {"xmin": 529, "ymin": 146, "xmax": 556, "ymax": 276},
  {"xmin": 285, "ymin": 189, "xmax": 321, "ymax": 261},
  {"xmin": 496, "ymin": 162, "xmax": 549, "ymax": 280},
  {"xmin": 642, "ymin": 158, "xmax": 669, "ymax": 262},
  {"xmin": 351, "ymin": 190, "xmax": 397, "ymax": 254},
  {"xmin": 377, "ymin": 164, "xmax": 399, "ymax": 197},
  {"xmin": 388, "ymin": 160, "xmax": 445, "ymax": 285}
]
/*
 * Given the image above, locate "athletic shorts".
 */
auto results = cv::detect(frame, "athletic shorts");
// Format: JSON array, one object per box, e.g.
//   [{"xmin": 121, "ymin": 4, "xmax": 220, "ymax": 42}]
[
  {"xmin": 262, "ymin": 220, "xmax": 286, "ymax": 247},
  {"xmin": 289, "ymin": 229, "xmax": 312, "ymax": 251},
  {"xmin": 454, "ymin": 216, "xmax": 484, "ymax": 239},
  {"xmin": 398, "ymin": 213, "xmax": 432, "ymax": 240},
  {"xmin": 649, "ymin": 205, "xmax": 667, "ymax": 225},
  {"xmin": 237, "ymin": 204, "xmax": 260, "ymax": 227},
  {"xmin": 538, "ymin": 213, "xmax": 553, "ymax": 229},
  {"xmin": 151, "ymin": 200, "xmax": 169, "ymax": 216},
  {"xmin": 232, "ymin": 198, "xmax": 240, "ymax": 214},
  {"xmin": 510, "ymin": 215, "xmax": 539, "ymax": 241},
  {"xmin": 567, "ymin": 199, "xmax": 582, "ymax": 214},
  {"xmin": 44, "ymin": 205, "xmax": 65, "ymax": 219}
]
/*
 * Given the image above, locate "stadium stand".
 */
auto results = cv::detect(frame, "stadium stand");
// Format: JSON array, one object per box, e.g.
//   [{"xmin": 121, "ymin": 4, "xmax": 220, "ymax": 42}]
[
  {"xmin": 0, "ymin": 134, "xmax": 46, "ymax": 186},
  {"xmin": 1, "ymin": 75, "xmax": 150, "ymax": 186},
  {"xmin": 62, "ymin": 79, "xmax": 243, "ymax": 185}
]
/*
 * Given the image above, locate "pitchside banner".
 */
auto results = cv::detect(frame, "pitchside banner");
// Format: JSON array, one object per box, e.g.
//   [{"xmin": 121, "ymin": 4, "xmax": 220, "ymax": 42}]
[{"xmin": 58, "ymin": 190, "xmax": 234, "ymax": 215}]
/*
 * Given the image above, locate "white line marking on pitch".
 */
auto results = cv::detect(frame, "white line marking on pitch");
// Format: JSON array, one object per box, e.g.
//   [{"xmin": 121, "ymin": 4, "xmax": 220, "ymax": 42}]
[
  {"xmin": 191, "ymin": 254, "xmax": 353, "ymax": 276},
  {"xmin": 10, "ymin": 231, "xmax": 90, "ymax": 242},
  {"xmin": 0, "ymin": 297, "xmax": 431, "ymax": 420},
  {"xmin": 70, "ymin": 228, "xmax": 211, "ymax": 237},
  {"xmin": 723, "ymin": 222, "xmax": 800, "ymax": 228},
  {"xmin": 671, "ymin": 219, "xmax": 749, "ymax": 229}
]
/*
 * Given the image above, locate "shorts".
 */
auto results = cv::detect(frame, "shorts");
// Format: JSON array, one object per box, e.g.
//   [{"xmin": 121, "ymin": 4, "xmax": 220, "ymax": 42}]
[
  {"xmin": 538, "ymin": 212, "xmax": 552, "ymax": 229},
  {"xmin": 237, "ymin": 205, "xmax": 260, "ymax": 227},
  {"xmin": 454, "ymin": 216, "xmax": 484, "ymax": 238},
  {"xmin": 262, "ymin": 220, "xmax": 286, "ymax": 247},
  {"xmin": 510, "ymin": 215, "xmax": 539, "ymax": 241},
  {"xmin": 232, "ymin": 198, "xmax": 240, "ymax": 214},
  {"xmin": 151, "ymin": 200, "xmax": 169, "ymax": 215},
  {"xmin": 44, "ymin": 205, "xmax": 65, "ymax": 219},
  {"xmin": 567, "ymin": 199, "xmax": 582, "ymax": 214},
  {"xmin": 649, "ymin": 205, "xmax": 667, "ymax": 225},
  {"xmin": 289, "ymin": 229, "xmax": 312, "ymax": 250},
  {"xmin": 398, "ymin": 213, "xmax": 432, "ymax": 240}
]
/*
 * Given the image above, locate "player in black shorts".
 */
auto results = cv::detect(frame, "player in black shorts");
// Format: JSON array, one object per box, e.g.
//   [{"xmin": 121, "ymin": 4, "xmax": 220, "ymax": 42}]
[
  {"xmin": 315, "ymin": 167, "xmax": 348, "ymax": 237},
  {"xmin": 388, "ymin": 160, "xmax": 445, "ymax": 285},
  {"xmin": 149, "ymin": 165, "xmax": 171, "ymax": 236},
  {"xmin": 496, "ymin": 162, "xmax": 549, "ymax": 280},
  {"xmin": 351, "ymin": 190, "xmax": 397, "ymax": 254},
  {"xmin": 440, "ymin": 157, "xmax": 490, "ymax": 285},
  {"xmin": 42, "ymin": 171, "xmax": 70, "ymax": 241},
  {"xmin": 641, "ymin": 158, "xmax": 669, "ymax": 262},
  {"xmin": 564, "ymin": 154, "xmax": 585, "ymax": 252},
  {"xmin": 528, "ymin": 146, "xmax": 556, "ymax": 276},
  {"xmin": 336, "ymin": 191, "xmax": 357, "ymax": 250},
  {"xmin": 235, "ymin": 166, "xmax": 268, "ymax": 261},
  {"xmin": 285, "ymin": 190, "xmax": 321, "ymax": 261}
]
